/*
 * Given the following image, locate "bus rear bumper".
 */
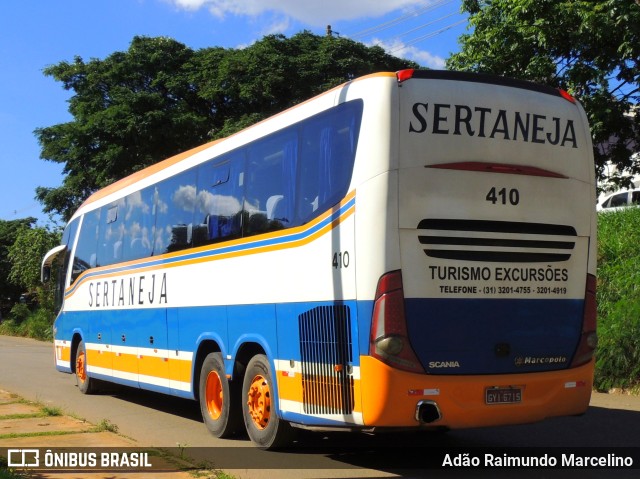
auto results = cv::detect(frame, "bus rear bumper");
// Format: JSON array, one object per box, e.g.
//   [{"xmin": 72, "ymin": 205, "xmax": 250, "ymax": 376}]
[{"xmin": 359, "ymin": 355, "xmax": 594, "ymax": 429}]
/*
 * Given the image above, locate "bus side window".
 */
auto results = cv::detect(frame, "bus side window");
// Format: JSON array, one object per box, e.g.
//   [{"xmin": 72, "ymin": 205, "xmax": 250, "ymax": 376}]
[
  {"xmin": 72, "ymin": 208, "xmax": 101, "ymax": 283},
  {"xmin": 632, "ymin": 191, "xmax": 640, "ymax": 205},
  {"xmin": 97, "ymin": 200, "xmax": 125, "ymax": 267},
  {"xmin": 122, "ymin": 187, "xmax": 155, "ymax": 261},
  {"xmin": 194, "ymin": 153, "xmax": 244, "ymax": 246},
  {"xmin": 297, "ymin": 100, "xmax": 363, "ymax": 224},
  {"xmin": 245, "ymin": 130, "xmax": 297, "ymax": 236},
  {"xmin": 154, "ymin": 168, "xmax": 197, "ymax": 255},
  {"xmin": 54, "ymin": 217, "xmax": 79, "ymax": 310}
]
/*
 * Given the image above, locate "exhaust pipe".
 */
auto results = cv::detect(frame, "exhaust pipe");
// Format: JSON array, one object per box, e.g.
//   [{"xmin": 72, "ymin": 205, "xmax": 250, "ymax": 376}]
[{"xmin": 415, "ymin": 400, "xmax": 442, "ymax": 424}]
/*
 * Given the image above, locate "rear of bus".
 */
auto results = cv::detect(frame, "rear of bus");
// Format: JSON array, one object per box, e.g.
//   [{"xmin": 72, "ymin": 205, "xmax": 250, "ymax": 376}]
[{"xmin": 361, "ymin": 70, "xmax": 596, "ymax": 429}]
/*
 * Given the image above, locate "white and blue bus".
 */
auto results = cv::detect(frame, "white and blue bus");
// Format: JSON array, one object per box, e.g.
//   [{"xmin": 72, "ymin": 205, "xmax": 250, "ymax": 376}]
[{"xmin": 43, "ymin": 70, "xmax": 597, "ymax": 448}]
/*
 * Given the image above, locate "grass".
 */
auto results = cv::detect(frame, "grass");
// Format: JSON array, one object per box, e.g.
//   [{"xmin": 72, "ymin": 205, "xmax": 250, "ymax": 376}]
[
  {"xmin": 0, "ymin": 457, "xmax": 25, "ymax": 479},
  {"xmin": 0, "ymin": 307, "xmax": 54, "ymax": 342},
  {"xmin": 93, "ymin": 418, "xmax": 119, "ymax": 433},
  {"xmin": 595, "ymin": 207, "xmax": 640, "ymax": 392},
  {"xmin": 0, "ymin": 403, "xmax": 63, "ymax": 421},
  {"xmin": 41, "ymin": 406, "xmax": 63, "ymax": 417}
]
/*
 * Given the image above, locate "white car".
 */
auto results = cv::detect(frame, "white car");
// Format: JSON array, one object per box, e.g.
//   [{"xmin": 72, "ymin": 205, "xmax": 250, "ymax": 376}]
[{"xmin": 597, "ymin": 188, "xmax": 640, "ymax": 211}]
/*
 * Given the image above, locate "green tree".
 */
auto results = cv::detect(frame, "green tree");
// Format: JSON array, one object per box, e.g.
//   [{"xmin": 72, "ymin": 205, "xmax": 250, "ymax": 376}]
[
  {"xmin": 0, "ymin": 225, "xmax": 61, "ymax": 339},
  {"xmin": 0, "ymin": 218, "xmax": 36, "ymax": 315},
  {"xmin": 197, "ymin": 31, "xmax": 416, "ymax": 138},
  {"xmin": 36, "ymin": 33, "xmax": 418, "ymax": 221},
  {"xmin": 447, "ymin": 0, "xmax": 640, "ymax": 186},
  {"xmin": 35, "ymin": 36, "xmax": 213, "ymax": 221},
  {"xmin": 8, "ymin": 226, "xmax": 61, "ymax": 292}
]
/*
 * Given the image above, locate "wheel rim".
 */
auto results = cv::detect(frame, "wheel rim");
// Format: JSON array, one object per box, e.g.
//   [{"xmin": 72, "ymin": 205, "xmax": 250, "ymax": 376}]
[
  {"xmin": 205, "ymin": 370, "xmax": 224, "ymax": 420},
  {"xmin": 246, "ymin": 374, "xmax": 271, "ymax": 430},
  {"xmin": 76, "ymin": 350, "xmax": 87, "ymax": 383}
]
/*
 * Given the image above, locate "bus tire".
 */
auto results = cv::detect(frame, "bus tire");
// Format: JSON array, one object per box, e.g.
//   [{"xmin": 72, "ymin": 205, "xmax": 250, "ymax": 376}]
[
  {"xmin": 199, "ymin": 352, "xmax": 242, "ymax": 438},
  {"xmin": 75, "ymin": 340, "xmax": 97, "ymax": 394},
  {"xmin": 242, "ymin": 354, "xmax": 295, "ymax": 449}
]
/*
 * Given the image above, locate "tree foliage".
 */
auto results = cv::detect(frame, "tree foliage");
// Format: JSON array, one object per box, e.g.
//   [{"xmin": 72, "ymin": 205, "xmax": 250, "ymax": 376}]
[
  {"xmin": 0, "ymin": 218, "xmax": 36, "ymax": 313},
  {"xmin": 36, "ymin": 32, "xmax": 418, "ymax": 220},
  {"xmin": 447, "ymin": 0, "xmax": 640, "ymax": 187},
  {"xmin": 8, "ymin": 226, "xmax": 61, "ymax": 291}
]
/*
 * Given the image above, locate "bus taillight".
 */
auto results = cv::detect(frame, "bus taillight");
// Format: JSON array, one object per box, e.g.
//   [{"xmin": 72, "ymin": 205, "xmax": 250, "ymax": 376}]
[
  {"xmin": 396, "ymin": 69, "xmax": 415, "ymax": 83},
  {"xmin": 571, "ymin": 274, "xmax": 598, "ymax": 368},
  {"xmin": 370, "ymin": 271, "xmax": 425, "ymax": 373},
  {"xmin": 558, "ymin": 88, "xmax": 576, "ymax": 103}
]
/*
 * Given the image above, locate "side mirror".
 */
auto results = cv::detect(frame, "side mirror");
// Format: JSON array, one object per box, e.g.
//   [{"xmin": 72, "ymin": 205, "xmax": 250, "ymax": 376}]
[
  {"xmin": 42, "ymin": 265, "xmax": 51, "ymax": 283},
  {"xmin": 41, "ymin": 244, "xmax": 66, "ymax": 283}
]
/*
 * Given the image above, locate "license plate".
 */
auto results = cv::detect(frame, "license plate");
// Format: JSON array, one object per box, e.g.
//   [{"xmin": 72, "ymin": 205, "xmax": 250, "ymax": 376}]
[{"xmin": 485, "ymin": 387, "xmax": 522, "ymax": 405}]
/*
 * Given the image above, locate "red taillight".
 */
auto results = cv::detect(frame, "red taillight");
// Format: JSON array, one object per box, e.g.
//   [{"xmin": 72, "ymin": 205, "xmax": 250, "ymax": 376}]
[
  {"xmin": 426, "ymin": 161, "xmax": 568, "ymax": 179},
  {"xmin": 558, "ymin": 88, "xmax": 576, "ymax": 104},
  {"xmin": 370, "ymin": 271, "xmax": 425, "ymax": 373},
  {"xmin": 571, "ymin": 274, "xmax": 598, "ymax": 367},
  {"xmin": 396, "ymin": 69, "xmax": 415, "ymax": 83}
]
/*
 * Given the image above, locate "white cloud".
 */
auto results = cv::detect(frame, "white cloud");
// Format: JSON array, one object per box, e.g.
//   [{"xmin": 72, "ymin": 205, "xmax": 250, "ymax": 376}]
[
  {"xmin": 172, "ymin": 184, "xmax": 197, "ymax": 211},
  {"xmin": 261, "ymin": 16, "xmax": 292, "ymax": 35},
  {"xmin": 371, "ymin": 37, "xmax": 445, "ymax": 69},
  {"xmin": 197, "ymin": 190, "xmax": 241, "ymax": 216},
  {"xmin": 166, "ymin": 0, "xmax": 424, "ymax": 27},
  {"xmin": 171, "ymin": 0, "xmax": 208, "ymax": 11}
]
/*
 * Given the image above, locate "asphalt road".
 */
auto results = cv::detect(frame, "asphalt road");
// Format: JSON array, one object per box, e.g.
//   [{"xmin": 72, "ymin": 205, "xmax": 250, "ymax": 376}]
[{"xmin": 1, "ymin": 335, "xmax": 639, "ymax": 478}]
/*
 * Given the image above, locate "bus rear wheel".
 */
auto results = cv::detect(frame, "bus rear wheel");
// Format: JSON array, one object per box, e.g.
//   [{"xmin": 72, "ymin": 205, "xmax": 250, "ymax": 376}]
[
  {"xmin": 241, "ymin": 354, "xmax": 295, "ymax": 449},
  {"xmin": 75, "ymin": 340, "xmax": 97, "ymax": 394},
  {"xmin": 199, "ymin": 352, "xmax": 241, "ymax": 438}
]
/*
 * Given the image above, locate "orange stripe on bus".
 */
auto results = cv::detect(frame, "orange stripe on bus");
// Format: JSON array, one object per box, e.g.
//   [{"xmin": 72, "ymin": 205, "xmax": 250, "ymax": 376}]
[
  {"xmin": 86, "ymin": 349, "xmax": 192, "ymax": 384},
  {"xmin": 57, "ymin": 345, "xmax": 71, "ymax": 362},
  {"xmin": 276, "ymin": 370, "xmax": 362, "ymax": 414}
]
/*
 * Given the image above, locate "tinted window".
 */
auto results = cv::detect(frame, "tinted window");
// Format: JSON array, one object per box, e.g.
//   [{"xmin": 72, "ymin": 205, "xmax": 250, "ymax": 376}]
[
  {"xmin": 245, "ymin": 129, "xmax": 297, "ymax": 236},
  {"xmin": 609, "ymin": 192, "xmax": 628, "ymax": 208},
  {"xmin": 632, "ymin": 191, "xmax": 640, "ymax": 205},
  {"xmin": 72, "ymin": 209, "xmax": 101, "ymax": 283},
  {"xmin": 297, "ymin": 100, "xmax": 362, "ymax": 224},
  {"xmin": 67, "ymin": 100, "xmax": 364, "ymax": 269},
  {"xmin": 122, "ymin": 187, "xmax": 155, "ymax": 261},
  {"xmin": 97, "ymin": 198, "xmax": 125, "ymax": 266},
  {"xmin": 194, "ymin": 152, "xmax": 245, "ymax": 246},
  {"xmin": 55, "ymin": 218, "xmax": 80, "ymax": 305},
  {"xmin": 154, "ymin": 169, "xmax": 197, "ymax": 254}
]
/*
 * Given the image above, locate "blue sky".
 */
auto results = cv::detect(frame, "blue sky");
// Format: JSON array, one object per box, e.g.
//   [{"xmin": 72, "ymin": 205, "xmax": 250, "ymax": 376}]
[{"xmin": 0, "ymin": 0, "xmax": 467, "ymax": 226}]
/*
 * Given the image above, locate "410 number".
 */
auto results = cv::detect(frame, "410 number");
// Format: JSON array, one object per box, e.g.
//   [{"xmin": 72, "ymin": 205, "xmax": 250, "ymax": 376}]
[
  {"xmin": 486, "ymin": 187, "xmax": 520, "ymax": 205},
  {"xmin": 332, "ymin": 251, "xmax": 350, "ymax": 269}
]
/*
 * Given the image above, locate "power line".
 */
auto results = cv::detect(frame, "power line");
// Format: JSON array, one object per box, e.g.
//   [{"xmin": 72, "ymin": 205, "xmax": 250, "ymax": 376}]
[
  {"xmin": 388, "ymin": 18, "xmax": 468, "ymax": 55},
  {"xmin": 349, "ymin": 0, "xmax": 453, "ymax": 39},
  {"xmin": 374, "ymin": 11, "xmax": 459, "ymax": 46}
]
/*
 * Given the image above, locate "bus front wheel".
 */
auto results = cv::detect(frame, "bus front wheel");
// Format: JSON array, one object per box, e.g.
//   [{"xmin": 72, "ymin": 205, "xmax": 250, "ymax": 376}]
[
  {"xmin": 75, "ymin": 340, "xmax": 97, "ymax": 394},
  {"xmin": 242, "ymin": 354, "xmax": 295, "ymax": 449},
  {"xmin": 199, "ymin": 352, "xmax": 241, "ymax": 438}
]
